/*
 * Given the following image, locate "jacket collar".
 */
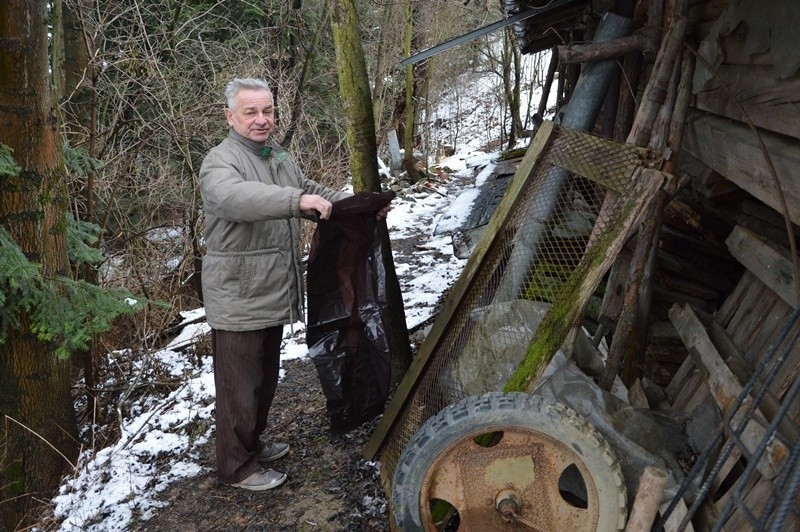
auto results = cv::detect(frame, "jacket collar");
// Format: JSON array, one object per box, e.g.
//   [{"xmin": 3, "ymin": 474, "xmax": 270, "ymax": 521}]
[{"xmin": 228, "ymin": 129, "xmax": 286, "ymax": 160}]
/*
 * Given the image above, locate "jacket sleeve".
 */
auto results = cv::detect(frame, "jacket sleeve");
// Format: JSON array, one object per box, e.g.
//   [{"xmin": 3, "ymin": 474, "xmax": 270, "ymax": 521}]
[
  {"xmin": 200, "ymin": 150, "xmax": 303, "ymax": 222},
  {"xmin": 302, "ymin": 177, "xmax": 351, "ymax": 203}
]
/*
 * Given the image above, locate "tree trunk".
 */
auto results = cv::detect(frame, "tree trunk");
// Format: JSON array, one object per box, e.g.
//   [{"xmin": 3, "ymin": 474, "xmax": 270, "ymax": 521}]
[
  {"xmin": 503, "ymin": 26, "xmax": 529, "ymax": 150},
  {"xmin": 60, "ymin": 0, "xmax": 101, "ymax": 419},
  {"xmin": 281, "ymin": 2, "xmax": 329, "ymax": 148},
  {"xmin": 0, "ymin": 1, "xmax": 80, "ymax": 528},
  {"xmin": 371, "ymin": 1, "xmax": 396, "ymax": 134},
  {"xmin": 331, "ymin": 0, "xmax": 412, "ymax": 385},
  {"xmin": 401, "ymin": 0, "xmax": 422, "ymax": 181}
]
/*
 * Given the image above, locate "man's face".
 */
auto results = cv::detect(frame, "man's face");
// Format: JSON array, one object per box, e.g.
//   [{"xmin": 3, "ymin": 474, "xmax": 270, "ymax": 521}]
[{"xmin": 225, "ymin": 88, "xmax": 275, "ymax": 144}]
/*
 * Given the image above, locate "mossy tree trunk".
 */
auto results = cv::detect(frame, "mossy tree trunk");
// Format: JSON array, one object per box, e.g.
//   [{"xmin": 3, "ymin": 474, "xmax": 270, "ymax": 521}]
[
  {"xmin": 0, "ymin": 1, "xmax": 80, "ymax": 527},
  {"xmin": 331, "ymin": 0, "xmax": 412, "ymax": 384}
]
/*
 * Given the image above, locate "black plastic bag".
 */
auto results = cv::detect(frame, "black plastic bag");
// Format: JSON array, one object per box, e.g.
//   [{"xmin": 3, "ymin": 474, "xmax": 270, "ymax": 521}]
[{"xmin": 306, "ymin": 191, "xmax": 395, "ymax": 434}]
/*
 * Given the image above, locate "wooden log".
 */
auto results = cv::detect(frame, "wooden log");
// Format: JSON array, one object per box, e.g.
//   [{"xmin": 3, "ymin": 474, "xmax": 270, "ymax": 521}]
[
  {"xmin": 557, "ymin": 32, "xmax": 657, "ymax": 64},
  {"xmin": 627, "ymin": 16, "xmax": 687, "ymax": 146},
  {"xmin": 669, "ymin": 303, "xmax": 789, "ymax": 479},
  {"xmin": 683, "ymin": 111, "xmax": 800, "ymax": 226},
  {"xmin": 601, "ymin": 193, "xmax": 665, "ymax": 389},
  {"xmin": 625, "ymin": 466, "xmax": 669, "ymax": 532},
  {"xmin": 604, "ymin": 6, "xmax": 691, "ymax": 388}
]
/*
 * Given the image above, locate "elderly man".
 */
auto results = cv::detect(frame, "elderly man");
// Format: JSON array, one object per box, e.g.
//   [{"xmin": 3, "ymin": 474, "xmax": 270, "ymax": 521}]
[{"xmin": 199, "ymin": 77, "xmax": 348, "ymax": 491}]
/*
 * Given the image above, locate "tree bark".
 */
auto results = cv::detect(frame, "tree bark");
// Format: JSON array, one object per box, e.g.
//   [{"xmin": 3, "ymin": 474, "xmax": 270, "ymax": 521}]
[
  {"xmin": 331, "ymin": 0, "xmax": 412, "ymax": 386},
  {"xmin": 0, "ymin": 1, "xmax": 80, "ymax": 527}
]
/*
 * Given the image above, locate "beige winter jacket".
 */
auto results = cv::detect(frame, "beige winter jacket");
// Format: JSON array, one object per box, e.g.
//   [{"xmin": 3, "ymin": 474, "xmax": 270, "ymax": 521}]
[{"xmin": 200, "ymin": 129, "xmax": 345, "ymax": 331}]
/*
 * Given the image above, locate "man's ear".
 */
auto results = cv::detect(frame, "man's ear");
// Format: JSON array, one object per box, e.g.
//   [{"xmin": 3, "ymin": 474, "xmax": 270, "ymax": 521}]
[{"xmin": 224, "ymin": 108, "xmax": 233, "ymax": 126}]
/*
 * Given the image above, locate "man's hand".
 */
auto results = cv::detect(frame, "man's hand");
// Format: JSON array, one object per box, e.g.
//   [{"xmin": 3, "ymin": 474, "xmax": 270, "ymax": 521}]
[
  {"xmin": 299, "ymin": 194, "xmax": 333, "ymax": 220},
  {"xmin": 376, "ymin": 204, "xmax": 392, "ymax": 221}
]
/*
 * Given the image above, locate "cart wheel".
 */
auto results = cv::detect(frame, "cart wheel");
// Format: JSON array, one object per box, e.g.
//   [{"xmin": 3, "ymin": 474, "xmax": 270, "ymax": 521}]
[{"xmin": 391, "ymin": 392, "xmax": 627, "ymax": 531}]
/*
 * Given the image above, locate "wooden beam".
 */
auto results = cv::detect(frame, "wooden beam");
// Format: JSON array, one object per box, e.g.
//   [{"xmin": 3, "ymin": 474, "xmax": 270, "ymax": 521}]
[
  {"xmin": 668, "ymin": 303, "xmax": 789, "ymax": 479},
  {"xmin": 683, "ymin": 111, "xmax": 800, "ymax": 226},
  {"xmin": 725, "ymin": 225, "xmax": 799, "ymax": 308}
]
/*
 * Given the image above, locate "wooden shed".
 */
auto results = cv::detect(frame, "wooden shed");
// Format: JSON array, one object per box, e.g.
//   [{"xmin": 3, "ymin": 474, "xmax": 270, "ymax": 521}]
[
  {"xmin": 369, "ymin": 1, "xmax": 799, "ymax": 529},
  {"xmin": 505, "ymin": 0, "xmax": 800, "ymax": 529}
]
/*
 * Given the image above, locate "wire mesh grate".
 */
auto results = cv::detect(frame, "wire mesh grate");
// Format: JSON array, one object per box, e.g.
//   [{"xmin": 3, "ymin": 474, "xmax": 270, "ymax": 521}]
[{"xmin": 377, "ymin": 122, "xmax": 660, "ymax": 488}]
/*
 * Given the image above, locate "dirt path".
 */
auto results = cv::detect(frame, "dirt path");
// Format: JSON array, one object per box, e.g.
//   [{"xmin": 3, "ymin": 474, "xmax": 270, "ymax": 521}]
[{"xmin": 141, "ymin": 356, "xmax": 389, "ymax": 531}]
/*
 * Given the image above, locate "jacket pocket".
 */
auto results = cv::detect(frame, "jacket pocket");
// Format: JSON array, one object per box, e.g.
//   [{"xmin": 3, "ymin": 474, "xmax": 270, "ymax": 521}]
[{"xmin": 241, "ymin": 250, "xmax": 289, "ymax": 304}]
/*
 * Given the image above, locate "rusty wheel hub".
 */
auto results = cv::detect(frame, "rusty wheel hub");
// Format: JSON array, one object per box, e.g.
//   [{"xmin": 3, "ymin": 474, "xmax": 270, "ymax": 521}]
[{"xmin": 419, "ymin": 426, "xmax": 600, "ymax": 531}]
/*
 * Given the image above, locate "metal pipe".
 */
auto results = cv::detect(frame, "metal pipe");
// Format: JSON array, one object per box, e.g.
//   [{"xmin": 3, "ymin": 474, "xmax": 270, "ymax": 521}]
[{"xmin": 493, "ymin": 12, "xmax": 634, "ymax": 302}]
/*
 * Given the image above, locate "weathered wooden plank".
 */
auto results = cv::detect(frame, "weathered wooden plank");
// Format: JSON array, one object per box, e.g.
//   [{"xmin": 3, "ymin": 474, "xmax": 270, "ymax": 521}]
[
  {"xmin": 715, "ymin": 270, "xmax": 751, "ymax": 327},
  {"xmin": 661, "ymin": 497, "xmax": 695, "ymax": 532},
  {"xmin": 714, "ymin": 470, "xmax": 760, "ymax": 526},
  {"xmin": 745, "ymin": 301, "xmax": 792, "ymax": 363},
  {"xmin": 709, "ymin": 198, "xmax": 797, "ymax": 250},
  {"xmin": 669, "ymin": 303, "xmax": 789, "ymax": 479},
  {"xmin": 730, "ymin": 289, "xmax": 774, "ymax": 352},
  {"xmin": 666, "ymin": 355, "xmax": 696, "ymax": 403},
  {"xmin": 726, "ymin": 225, "xmax": 799, "ymax": 308},
  {"xmin": 696, "ymin": 308, "xmax": 799, "ymax": 442},
  {"xmin": 659, "ymin": 272, "xmax": 721, "ymax": 301},
  {"xmin": 725, "ymin": 278, "xmax": 765, "ymax": 342},
  {"xmin": 672, "ymin": 370, "xmax": 704, "ymax": 413},
  {"xmin": 769, "ymin": 321, "xmax": 800, "ymax": 400},
  {"xmin": 723, "ymin": 477, "xmax": 776, "ymax": 532},
  {"xmin": 695, "ymin": 64, "xmax": 800, "ymax": 140},
  {"xmin": 683, "ymin": 380, "xmax": 712, "ymax": 415},
  {"xmin": 683, "ymin": 111, "xmax": 800, "ymax": 226},
  {"xmin": 710, "ymin": 449, "xmax": 743, "ymax": 495}
]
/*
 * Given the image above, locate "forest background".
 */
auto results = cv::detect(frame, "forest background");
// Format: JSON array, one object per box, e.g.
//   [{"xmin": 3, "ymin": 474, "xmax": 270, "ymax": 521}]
[{"xmin": 0, "ymin": 1, "xmax": 550, "ymax": 529}]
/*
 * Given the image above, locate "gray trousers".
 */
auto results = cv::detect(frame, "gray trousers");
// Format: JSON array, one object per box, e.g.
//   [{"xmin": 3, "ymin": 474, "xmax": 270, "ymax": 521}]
[{"xmin": 211, "ymin": 326, "xmax": 282, "ymax": 483}]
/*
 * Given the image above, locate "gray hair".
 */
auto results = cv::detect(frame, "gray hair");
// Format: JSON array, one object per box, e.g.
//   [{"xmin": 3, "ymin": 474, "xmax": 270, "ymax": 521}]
[{"xmin": 224, "ymin": 78, "xmax": 272, "ymax": 109}]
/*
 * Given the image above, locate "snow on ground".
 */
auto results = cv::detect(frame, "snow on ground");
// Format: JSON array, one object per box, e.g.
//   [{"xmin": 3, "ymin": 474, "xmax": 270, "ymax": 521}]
[{"xmin": 50, "ymin": 45, "xmax": 552, "ymax": 531}]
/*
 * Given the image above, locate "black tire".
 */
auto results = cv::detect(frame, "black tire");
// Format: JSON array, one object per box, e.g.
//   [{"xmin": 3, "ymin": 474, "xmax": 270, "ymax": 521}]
[{"xmin": 391, "ymin": 392, "xmax": 627, "ymax": 531}]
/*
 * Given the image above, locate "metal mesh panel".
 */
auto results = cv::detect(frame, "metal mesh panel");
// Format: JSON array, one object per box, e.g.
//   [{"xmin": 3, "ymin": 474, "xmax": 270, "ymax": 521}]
[{"xmin": 378, "ymin": 123, "xmax": 655, "ymax": 486}]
